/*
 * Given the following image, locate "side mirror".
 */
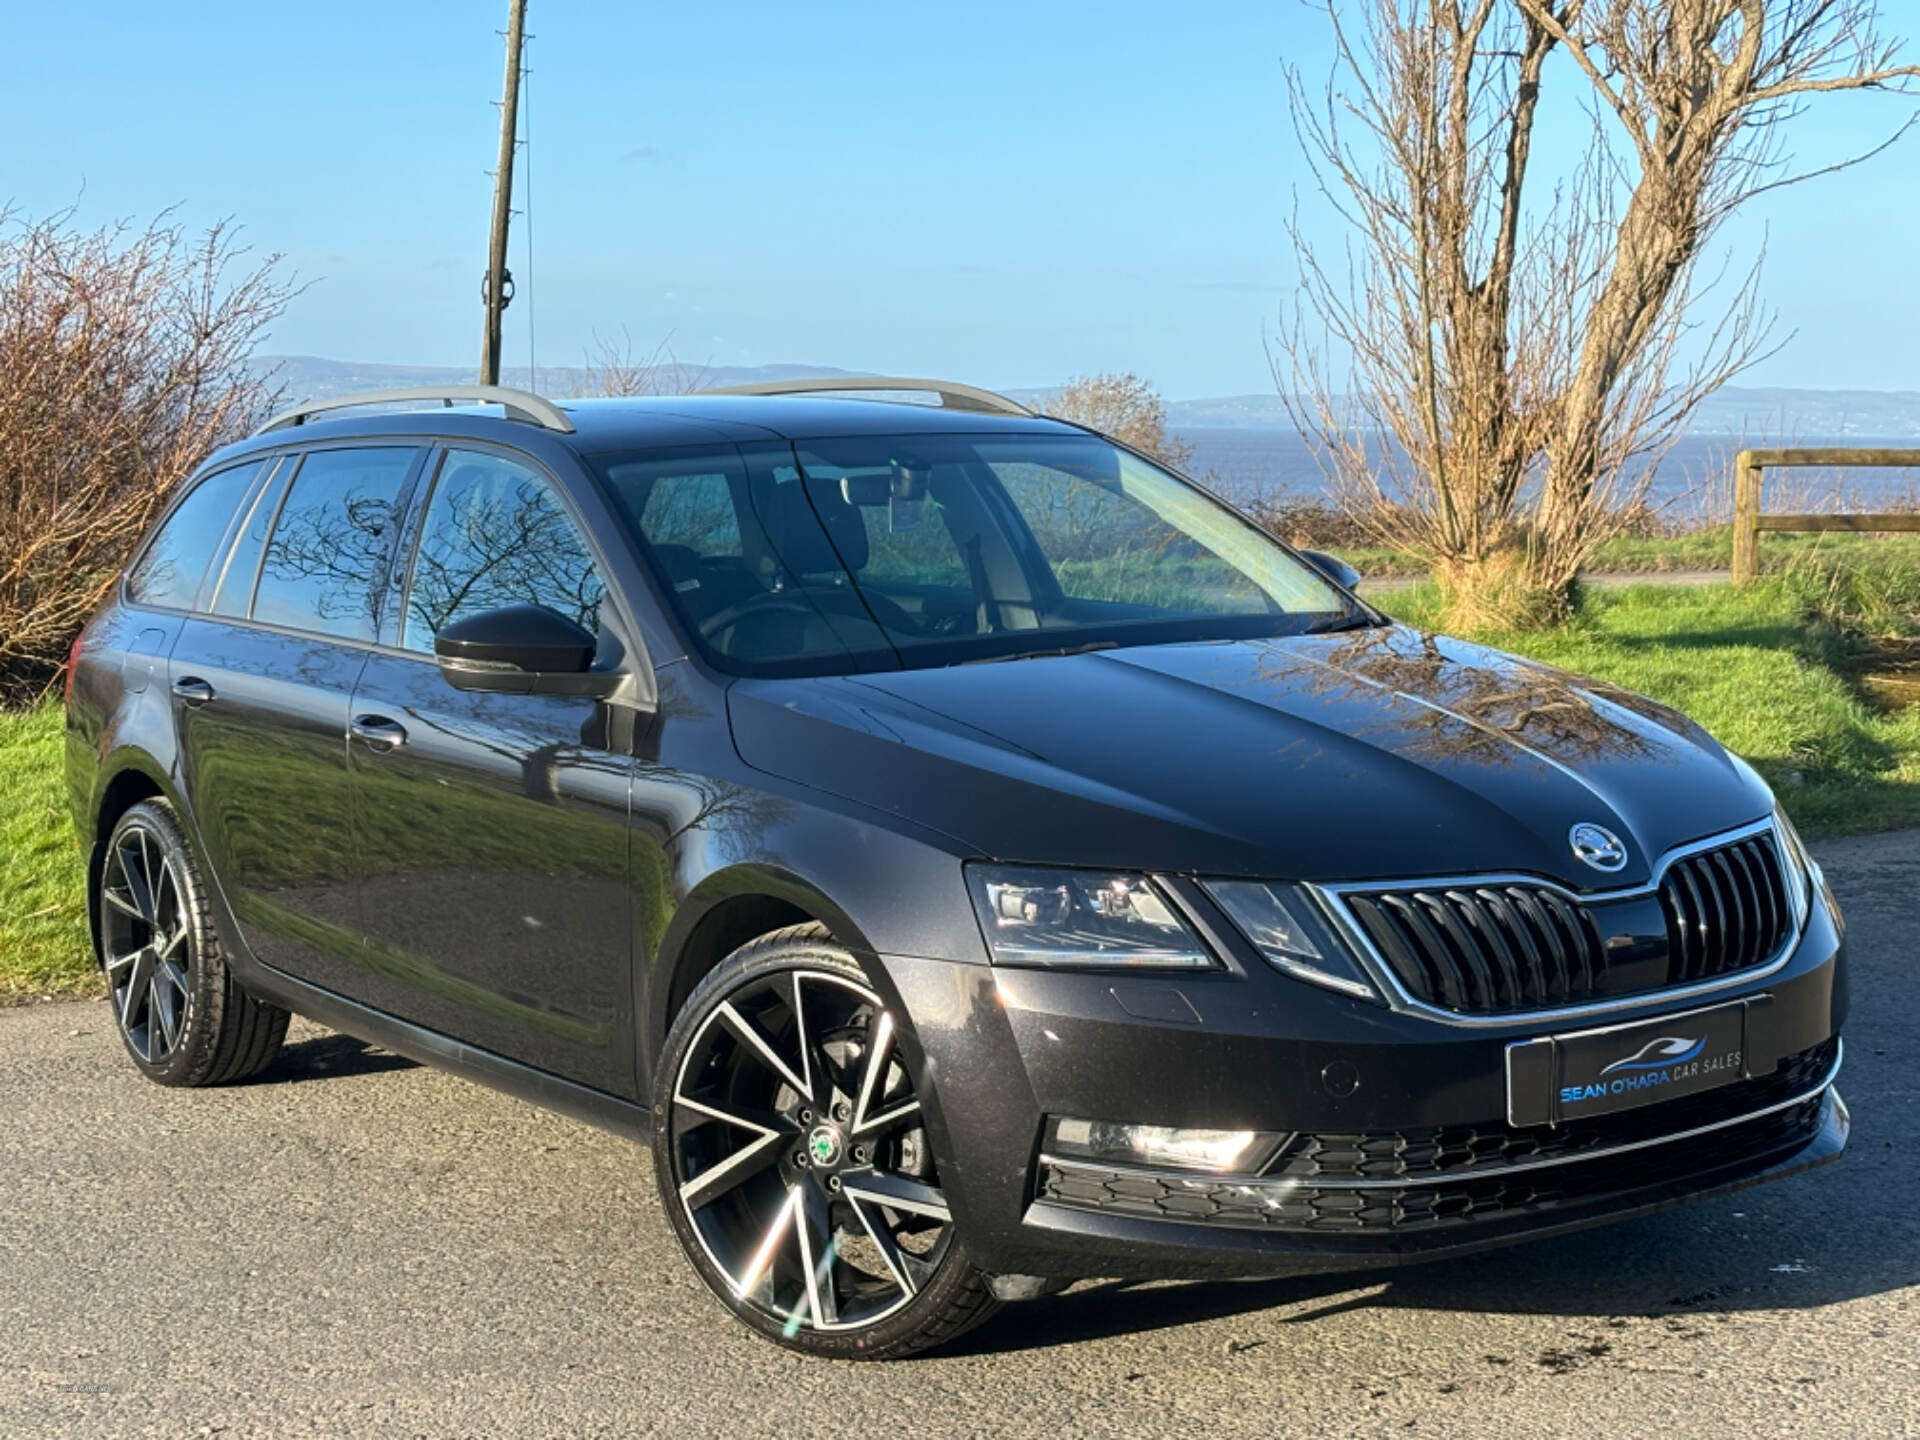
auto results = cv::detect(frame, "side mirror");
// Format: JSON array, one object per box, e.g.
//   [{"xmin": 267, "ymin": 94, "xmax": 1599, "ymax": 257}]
[
  {"xmin": 434, "ymin": 604, "xmax": 610, "ymax": 696},
  {"xmin": 1298, "ymin": 548, "xmax": 1362, "ymax": 592}
]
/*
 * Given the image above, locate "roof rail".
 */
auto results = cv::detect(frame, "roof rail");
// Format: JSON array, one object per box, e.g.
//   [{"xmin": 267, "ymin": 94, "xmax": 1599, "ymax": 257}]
[
  {"xmin": 696, "ymin": 376, "xmax": 1033, "ymax": 417},
  {"xmin": 253, "ymin": 385, "xmax": 576, "ymax": 436}
]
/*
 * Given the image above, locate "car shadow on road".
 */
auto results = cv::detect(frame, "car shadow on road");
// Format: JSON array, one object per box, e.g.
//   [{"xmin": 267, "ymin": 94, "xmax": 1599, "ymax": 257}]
[
  {"xmin": 944, "ymin": 1167, "xmax": 1918, "ymax": 1358},
  {"xmin": 246, "ymin": 1032, "xmax": 420, "ymax": 1085}
]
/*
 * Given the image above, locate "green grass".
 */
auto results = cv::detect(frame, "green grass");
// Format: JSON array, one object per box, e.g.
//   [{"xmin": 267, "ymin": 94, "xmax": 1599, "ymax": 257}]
[
  {"xmin": 1380, "ymin": 577, "xmax": 1920, "ymax": 838},
  {"xmin": 0, "ymin": 706, "xmax": 95, "ymax": 1002},
  {"xmin": 1326, "ymin": 528, "xmax": 1920, "ymax": 581}
]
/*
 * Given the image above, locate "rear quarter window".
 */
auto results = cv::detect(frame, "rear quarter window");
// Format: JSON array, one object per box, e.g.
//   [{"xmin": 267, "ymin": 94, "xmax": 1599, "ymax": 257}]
[
  {"xmin": 207, "ymin": 458, "xmax": 293, "ymax": 618},
  {"xmin": 124, "ymin": 461, "xmax": 264, "ymax": 610}
]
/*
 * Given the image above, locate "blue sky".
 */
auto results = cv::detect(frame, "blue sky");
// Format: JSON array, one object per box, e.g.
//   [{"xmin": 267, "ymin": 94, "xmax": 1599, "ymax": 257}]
[{"xmin": 8, "ymin": 1, "xmax": 1918, "ymax": 397}]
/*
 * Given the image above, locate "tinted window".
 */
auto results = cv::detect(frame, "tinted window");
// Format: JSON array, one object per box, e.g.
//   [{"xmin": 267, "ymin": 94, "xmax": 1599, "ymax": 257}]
[
  {"xmin": 600, "ymin": 450, "xmax": 763, "ymax": 621},
  {"xmin": 593, "ymin": 434, "xmax": 1353, "ymax": 676},
  {"xmin": 125, "ymin": 462, "xmax": 263, "ymax": 610},
  {"xmin": 251, "ymin": 448, "xmax": 416, "ymax": 641},
  {"xmin": 639, "ymin": 466, "xmax": 742, "ymax": 558},
  {"xmin": 208, "ymin": 459, "xmax": 291, "ymax": 617},
  {"xmin": 990, "ymin": 458, "xmax": 1285, "ymax": 614},
  {"xmin": 400, "ymin": 449, "xmax": 604, "ymax": 653}
]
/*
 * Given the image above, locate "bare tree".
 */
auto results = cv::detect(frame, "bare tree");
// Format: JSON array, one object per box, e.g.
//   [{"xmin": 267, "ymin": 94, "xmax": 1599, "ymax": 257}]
[
  {"xmin": 1523, "ymin": 0, "xmax": 1920, "ymax": 536},
  {"xmin": 0, "ymin": 208, "xmax": 294, "ymax": 695},
  {"xmin": 571, "ymin": 328, "xmax": 704, "ymax": 398},
  {"xmin": 1278, "ymin": 0, "xmax": 1916, "ymax": 627},
  {"xmin": 1041, "ymin": 372, "xmax": 1195, "ymax": 471}
]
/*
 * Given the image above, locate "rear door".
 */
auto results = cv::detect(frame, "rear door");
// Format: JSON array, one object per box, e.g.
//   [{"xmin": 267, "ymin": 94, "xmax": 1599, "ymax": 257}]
[
  {"xmin": 170, "ymin": 444, "xmax": 423, "ymax": 992},
  {"xmin": 345, "ymin": 446, "xmax": 636, "ymax": 1096}
]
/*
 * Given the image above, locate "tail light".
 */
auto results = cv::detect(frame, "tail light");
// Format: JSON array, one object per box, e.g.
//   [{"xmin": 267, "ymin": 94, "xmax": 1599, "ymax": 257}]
[{"xmin": 62, "ymin": 631, "xmax": 84, "ymax": 710}]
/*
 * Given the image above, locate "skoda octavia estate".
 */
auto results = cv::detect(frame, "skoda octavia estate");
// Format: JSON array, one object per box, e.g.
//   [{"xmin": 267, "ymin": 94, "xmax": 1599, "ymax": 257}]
[{"xmin": 66, "ymin": 378, "xmax": 1848, "ymax": 1358}]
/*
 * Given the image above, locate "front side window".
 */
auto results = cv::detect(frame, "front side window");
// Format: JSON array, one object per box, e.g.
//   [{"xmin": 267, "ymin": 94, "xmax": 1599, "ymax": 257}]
[
  {"xmin": 251, "ymin": 448, "xmax": 416, "ymax": 641},
  {"xmin": 125, "ymin": 461, "xmax": 263, "ymax": 610},
  {"xmin": 400, "ymin": 449, "xmax": 605, "ymax": 653},
  {"xmin": 594, "ymin": 432, "xmax": 1354, "ymax": 676}
]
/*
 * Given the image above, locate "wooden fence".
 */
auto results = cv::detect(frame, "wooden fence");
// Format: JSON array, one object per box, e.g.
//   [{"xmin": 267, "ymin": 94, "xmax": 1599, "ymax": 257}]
[{"xmin": 1731, "ymin": 447, "xmax": 1920, "ymax": 582}]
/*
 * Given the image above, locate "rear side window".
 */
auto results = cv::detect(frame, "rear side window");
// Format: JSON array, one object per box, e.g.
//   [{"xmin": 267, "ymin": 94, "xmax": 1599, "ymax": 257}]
[
  {"xmin": 125, "ymin": 462, "xmax": 263, "ymax": 610},
  {"xmin": 400, "ymin": 449, "xmax": 605, "ymax": 653},
  {"xmin": 251, "ymin": 448, "xmax": 417, "ymax": 642}
]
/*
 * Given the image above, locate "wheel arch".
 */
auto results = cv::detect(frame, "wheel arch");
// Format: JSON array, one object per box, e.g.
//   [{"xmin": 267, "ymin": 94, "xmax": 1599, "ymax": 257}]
[
  {"xmin": 642, "ymin": 863, "xmax": 886, "ymax": 1094},
  {"xmin": 83, "ymin": 755, "xmax": 178, "ymax": 968}
]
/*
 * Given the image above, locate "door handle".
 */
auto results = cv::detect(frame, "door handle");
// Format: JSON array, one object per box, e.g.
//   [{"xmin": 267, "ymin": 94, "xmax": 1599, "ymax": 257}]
[
  {"xmin": 350, "ymin": 715, "xmax": 409, "ymax": 752},
  {"xmin": 171, "ymin": 676, "xmax": 215, "ymax": 706}
]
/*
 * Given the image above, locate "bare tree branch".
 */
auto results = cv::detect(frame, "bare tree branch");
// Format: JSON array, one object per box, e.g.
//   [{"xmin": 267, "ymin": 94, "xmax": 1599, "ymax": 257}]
[
  {"xmin": 1280, "ymin": 0, "xmax": 1913, "ymax": 628},
  {"xmin": 0, "ymin": 208, "xmax": 295, "ymax": 694}
]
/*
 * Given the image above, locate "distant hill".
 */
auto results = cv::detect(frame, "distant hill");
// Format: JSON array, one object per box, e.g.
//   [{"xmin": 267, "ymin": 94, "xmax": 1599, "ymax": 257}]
[
  {"xmin": 248, "ymin": 355, "xmax": 863, "ymax": 403},
  {"xmin": 1161, "ymin": 388, "xmax": 1920, "ymax": 438},
  {"xmin": 249, "ymin": 357, "xmax": 1920, "ymax": 439}
]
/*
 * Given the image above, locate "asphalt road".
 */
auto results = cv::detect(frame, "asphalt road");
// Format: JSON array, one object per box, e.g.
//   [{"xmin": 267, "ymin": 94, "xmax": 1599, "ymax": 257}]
[{"xmin": 3, "ymin": 831, "xmax": 1915, "ymax": 1440}]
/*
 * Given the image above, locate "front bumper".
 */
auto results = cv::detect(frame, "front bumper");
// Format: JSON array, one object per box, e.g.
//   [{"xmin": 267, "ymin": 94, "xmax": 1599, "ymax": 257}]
[{"xmin": 873, "ymin": 881, "xmax": 1849, "ymax": 1282}]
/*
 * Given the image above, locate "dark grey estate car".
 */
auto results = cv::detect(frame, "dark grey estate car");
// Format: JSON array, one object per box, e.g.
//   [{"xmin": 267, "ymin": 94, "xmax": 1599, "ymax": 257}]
[{"xmin": 65, "ymin": 379, "xmax": 1847, "ymax": 1358}]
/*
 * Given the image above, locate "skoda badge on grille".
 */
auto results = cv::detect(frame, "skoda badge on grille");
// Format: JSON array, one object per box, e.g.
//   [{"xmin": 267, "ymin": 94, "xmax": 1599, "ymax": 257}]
[{"xmin": 1570, "ymin": 822, "xmax": 1629, "ymax": 872}]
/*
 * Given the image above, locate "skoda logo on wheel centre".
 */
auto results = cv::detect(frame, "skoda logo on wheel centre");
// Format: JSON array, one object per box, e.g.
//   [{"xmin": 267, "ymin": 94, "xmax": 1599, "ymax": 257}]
[
  {"xmin": 1570, "ymin": 822, "xmax": 1629, "ymax": 872},
  {"xmin": 808, "ymin": 1126, "xmax": 843, "ymax": 1168}
]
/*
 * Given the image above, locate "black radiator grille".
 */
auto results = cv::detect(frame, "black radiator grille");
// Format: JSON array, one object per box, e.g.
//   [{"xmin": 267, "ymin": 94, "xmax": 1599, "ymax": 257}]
[
  {"xmin": 1338, "ymin": 831, "xmax": 1797, "ymax": 1016},
  {"xmin": 1659, "ymin": 833, "xmax": 1794, "ymax": 984},
  {"xmin": 1345, "ymin": 884, "xmax": 1603, "ymax": 1012}
]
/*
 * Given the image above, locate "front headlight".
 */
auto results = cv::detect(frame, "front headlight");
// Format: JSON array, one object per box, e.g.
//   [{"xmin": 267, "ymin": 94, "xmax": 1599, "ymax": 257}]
[
  {"xmin": 1204, "ymin": 880, "xmax": 1383, "ymax": 1003},
  {"xmin": 966, "ymin": 865, "xmax": 1216, "ymax": 970}
]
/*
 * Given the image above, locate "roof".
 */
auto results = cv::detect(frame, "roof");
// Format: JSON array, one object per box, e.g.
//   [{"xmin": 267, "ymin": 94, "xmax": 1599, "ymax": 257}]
[
  {"xmin": 560, "ymin": 393, "xmax": 1076, "ymax": 449},
  {"xmin": 211, "ymin": 384, "xmax": 1078, "ymax": 470}
]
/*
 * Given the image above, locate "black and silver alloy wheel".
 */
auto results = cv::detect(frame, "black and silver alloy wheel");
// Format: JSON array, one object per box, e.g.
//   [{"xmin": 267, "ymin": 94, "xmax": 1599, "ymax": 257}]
[
  {"xmin": 101, "ymin": 816, "xmax": 193, "ymax": 1065},
  {"xmin": 654, "ymin": 926, "xmax": 998, "ymax": 1358},
  {"xmin": 96, "ymin": 800, "xmax": 290, "ymax": 1087}
]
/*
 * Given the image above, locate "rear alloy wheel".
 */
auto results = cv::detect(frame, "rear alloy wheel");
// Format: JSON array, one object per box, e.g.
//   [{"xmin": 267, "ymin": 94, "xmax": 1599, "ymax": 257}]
[
  {"xmin": 98, "ymin": 800, "xmax": 289, "ymax": 1086},
  {"xmin": 101, "ymin": 817, "xmax": 193, "ymax": 1067},
  {"xmin": 653, "ymin": 926, "xmax": 999, "ymax": 1358}
]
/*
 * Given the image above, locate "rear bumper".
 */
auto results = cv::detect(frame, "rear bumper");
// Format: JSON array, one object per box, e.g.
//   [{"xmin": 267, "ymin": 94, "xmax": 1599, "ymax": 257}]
[{"xmin": 875, "ymin": 885, "xmax": 1849, "ymax": 1282}]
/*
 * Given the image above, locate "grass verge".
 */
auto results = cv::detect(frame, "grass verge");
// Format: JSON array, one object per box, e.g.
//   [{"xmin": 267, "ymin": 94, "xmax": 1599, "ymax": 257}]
[
  {"xmin": 1327, "ymin": 528, "xmax": 1920, "ymax": 581},
  {"xmin": 1, "ymin": 706, "xmax": 96, "ymax": 1002}
]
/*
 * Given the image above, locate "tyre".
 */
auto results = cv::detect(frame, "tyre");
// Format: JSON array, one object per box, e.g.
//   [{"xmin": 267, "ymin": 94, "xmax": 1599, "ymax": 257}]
[
  {"xmin": 98, "ymin": 799, "xmax": 290, "ymax": 1087},
  {"xmin": 652, "ymin": 924, "xmax": 1000, "ymax": 1359}
]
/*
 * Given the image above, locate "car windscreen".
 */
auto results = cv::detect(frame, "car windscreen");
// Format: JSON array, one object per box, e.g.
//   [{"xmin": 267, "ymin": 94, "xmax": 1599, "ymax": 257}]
[{"xmin": 593, "ymin": 432, "xmax": 1357, "ymax": 676}]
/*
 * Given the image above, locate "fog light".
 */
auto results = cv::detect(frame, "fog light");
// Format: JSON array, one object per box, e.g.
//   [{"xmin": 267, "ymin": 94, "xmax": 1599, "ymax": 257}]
[{"xmin": 1044, "ymin": 1117, "xmax": 1286, "ymax": 1174}]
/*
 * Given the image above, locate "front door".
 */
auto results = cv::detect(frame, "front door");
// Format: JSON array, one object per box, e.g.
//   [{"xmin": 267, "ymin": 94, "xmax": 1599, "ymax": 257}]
[{"xmin": 346, "ymin": 447, "xmax": 635, "ymax": 1096}]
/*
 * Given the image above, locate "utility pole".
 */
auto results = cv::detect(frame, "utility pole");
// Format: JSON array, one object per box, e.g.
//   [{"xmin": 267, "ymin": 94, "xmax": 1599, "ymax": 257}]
[{"xmin": 480, "ymin": 0, "xmax": 528, "ymax": 386}]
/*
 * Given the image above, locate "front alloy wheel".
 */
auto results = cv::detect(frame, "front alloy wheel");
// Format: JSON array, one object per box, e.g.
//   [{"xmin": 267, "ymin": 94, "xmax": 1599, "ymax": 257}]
[{"xmin": 653, "ymin": 926, "xmax": 998, "ymax": 1358}]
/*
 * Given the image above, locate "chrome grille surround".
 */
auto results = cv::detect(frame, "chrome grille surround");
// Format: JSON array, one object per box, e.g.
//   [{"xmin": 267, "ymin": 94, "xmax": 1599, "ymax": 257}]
[{"xmin": 1312, "ymin": 819, "xmax": 1809, "ymax": 1028}]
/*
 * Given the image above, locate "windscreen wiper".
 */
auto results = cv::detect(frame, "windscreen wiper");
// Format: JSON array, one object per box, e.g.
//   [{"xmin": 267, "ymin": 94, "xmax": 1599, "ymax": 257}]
[
  {"xmin": 1302, "ymin": 613, "xmax": 1387, "ymax": 635},
  {"xmin": 956, "ymin": 639, "xmax": 1121, "ymax": 666}
]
